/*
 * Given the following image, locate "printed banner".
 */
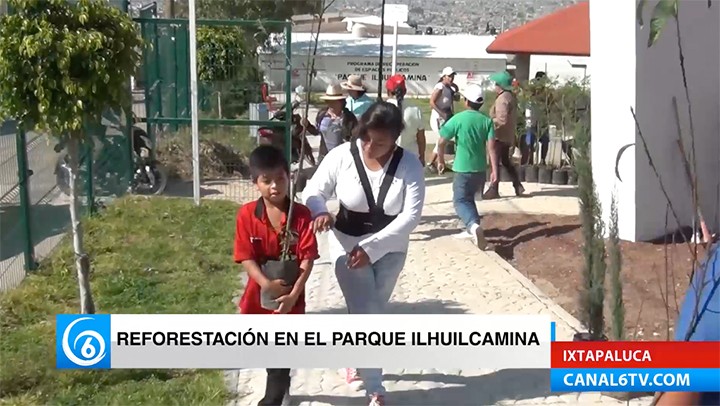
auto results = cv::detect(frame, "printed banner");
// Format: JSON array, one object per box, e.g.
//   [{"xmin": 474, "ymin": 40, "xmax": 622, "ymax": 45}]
[{"xmin": 56, "ymin": 314, "xmax": 552, "ymax": 369}]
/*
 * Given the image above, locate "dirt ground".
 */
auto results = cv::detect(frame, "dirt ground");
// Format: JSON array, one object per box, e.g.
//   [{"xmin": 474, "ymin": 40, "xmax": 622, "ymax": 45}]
[{"xmin": 481, "ymin": 213, "xmax": 705, "ymax": 341}]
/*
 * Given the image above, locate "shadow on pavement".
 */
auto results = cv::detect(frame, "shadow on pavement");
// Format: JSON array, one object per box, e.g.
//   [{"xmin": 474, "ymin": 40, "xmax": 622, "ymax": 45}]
[
  {"xmin": 308, "ymin": 299, "xmax": 468, "ymax": 315},
  {"xmin": 291, "ymin": 369, "xmax": 557, "ymax": 406},
  {"xmin": 420, "ymin": 214, "xmax": 457, "ymax": 224},
  {"xmin": 489, "ymin": 223, "xmax": 581, "ymax": 261},
  {"xmin": 526, "ymin": 186, "xmax": 578, "ymax": 198},
  {"xmin": 0, "ymin": 203, "xmax": 69, "ymax": 260},
  {"xmin": 424, "ymin": 176, "xmax": 453, "ymax": 188}
]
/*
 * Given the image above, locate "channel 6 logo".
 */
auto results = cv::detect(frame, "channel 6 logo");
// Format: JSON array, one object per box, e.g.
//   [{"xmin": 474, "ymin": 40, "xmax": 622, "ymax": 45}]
[{"xmin": 56, "ymin": 314, "xmax": 111, "ymax": 369}]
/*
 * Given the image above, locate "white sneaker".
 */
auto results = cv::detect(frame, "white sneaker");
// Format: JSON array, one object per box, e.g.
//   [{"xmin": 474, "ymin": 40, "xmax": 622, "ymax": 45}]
[
  {"xmin": 369, "ymin": 393, "xmax": 385, "ymax": 406},
  {"xmin": 452, "ymin": 230, "xmax": 473, "ymax": 239},
  {"xmin": 470, "ymin": 223, "xmax": 488, "ymax": 250}
]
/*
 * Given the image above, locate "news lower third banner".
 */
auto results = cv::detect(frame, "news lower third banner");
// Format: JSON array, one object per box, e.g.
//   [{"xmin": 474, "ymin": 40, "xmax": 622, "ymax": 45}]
[
  {"xmin": 550, "ymin": 342, "xmax": 720, "ymax": 392},
  {"xmin": 56, "ymin": 314, "xmax": 552, "ymax": 369}
]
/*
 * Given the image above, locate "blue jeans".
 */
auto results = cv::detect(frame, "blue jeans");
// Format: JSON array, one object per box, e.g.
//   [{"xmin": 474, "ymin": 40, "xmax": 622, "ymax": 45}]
[
  {"xmin": 452, "ymin": 171, "xmax": 486, "ymax": 231},
  {"xmin": 334, "ymin": 251, "xmax": 407, "ymax": 396}
]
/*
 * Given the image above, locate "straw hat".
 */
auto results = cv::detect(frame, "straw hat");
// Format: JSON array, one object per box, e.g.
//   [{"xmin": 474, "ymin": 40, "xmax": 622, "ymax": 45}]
[
  {"xmin": 340, "ymin": 74, "xmax": 365, "ymax": 91},
  {"xmin": 319, "ymin": 83, "xmax": 346, "ymax": 100}
]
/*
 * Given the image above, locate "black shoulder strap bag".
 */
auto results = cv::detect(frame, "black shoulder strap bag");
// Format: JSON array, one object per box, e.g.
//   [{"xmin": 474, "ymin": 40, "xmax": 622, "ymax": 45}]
[{"xmin": 335, "ymin": 141, "xmax": 404, "ymax": 237}]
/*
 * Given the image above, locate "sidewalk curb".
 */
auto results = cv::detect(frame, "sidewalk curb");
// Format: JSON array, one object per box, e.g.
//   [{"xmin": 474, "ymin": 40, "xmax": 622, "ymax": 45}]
[{"xmin": 485, "ymin": 251, "xmax": 585, "ymax": 334}]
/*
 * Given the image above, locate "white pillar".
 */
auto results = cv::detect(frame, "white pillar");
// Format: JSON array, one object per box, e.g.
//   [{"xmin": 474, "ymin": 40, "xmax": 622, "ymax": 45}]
[
  {"xmin": 188, "ymin": 0, "xmax": 201, "ymax": 206},
  {"xmin": 391, "ymin": 20, "xmax": 399, "ymax": 75}
]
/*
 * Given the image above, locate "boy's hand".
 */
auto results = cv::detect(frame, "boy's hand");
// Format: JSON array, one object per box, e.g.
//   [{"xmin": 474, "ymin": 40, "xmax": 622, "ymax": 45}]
[
  {"xmin": 264, "ymin": 279, "xmax": 291, "ymax": 298},
  {"xmin": 274, "ymin": 292, "xmax": 299, "ymax": 314}
]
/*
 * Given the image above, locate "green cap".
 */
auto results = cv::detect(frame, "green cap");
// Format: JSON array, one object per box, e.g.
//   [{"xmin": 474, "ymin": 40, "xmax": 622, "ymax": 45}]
[{"xmin": 489, "ymin": 71, "xmax": 513, "ymax": 91}]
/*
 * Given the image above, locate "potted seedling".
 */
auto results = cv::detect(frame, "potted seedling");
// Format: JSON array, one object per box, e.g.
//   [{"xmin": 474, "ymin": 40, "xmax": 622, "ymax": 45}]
[
  {"xmin": 551, "ymin": 166, "xmax": 569, "ymax": 185},
  {"xmin": 537, "ymin": 164, "xmax": 553, "ymax": 184},
  {"xmin": 524, "ymin": 164, "xmax": 539, "ymax": 183}
]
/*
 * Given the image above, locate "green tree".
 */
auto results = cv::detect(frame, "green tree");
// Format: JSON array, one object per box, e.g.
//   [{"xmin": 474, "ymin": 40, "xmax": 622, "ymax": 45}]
[
  {"xmin": 608, "ymin": 193, "xmax": 625, "ymax": 341},
  {"xmin": 0, "ymin": 0, "xmax": 143, "ymax": 313},
  {"xmin": 574, "ymin": 109, "xmax": 607, "ymax": 340},
  {"xmin": 196, "ymin": 26, "xmax": 262, "ymax": 118},
  {"xmin": 167, "ymin": 0, "xmax": 321, "ymax": 21}
]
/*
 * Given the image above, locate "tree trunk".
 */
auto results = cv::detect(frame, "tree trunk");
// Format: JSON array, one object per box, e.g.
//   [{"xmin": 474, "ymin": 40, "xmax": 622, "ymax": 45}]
[{"xmin": 67, "ymin": 138, "xmax": 96, "ymax": 314}]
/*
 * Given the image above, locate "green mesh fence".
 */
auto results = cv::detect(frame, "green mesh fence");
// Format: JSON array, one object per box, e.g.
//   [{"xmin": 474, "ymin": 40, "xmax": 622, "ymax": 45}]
[
  {"xmin": 135, "ymin": 11, "xmax": 293, "ymax": 203},
  {"xmin": 1, "ymin": 0, "xmax": 134, "ymax": 291}
]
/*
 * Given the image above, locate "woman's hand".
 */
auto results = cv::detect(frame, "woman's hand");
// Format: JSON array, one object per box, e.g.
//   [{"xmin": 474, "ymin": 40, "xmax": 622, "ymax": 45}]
[
  {"xmin": 313, "ymin": 213, "xmax": 334, "ymax": 233},
  {"xmin": 347, "ymin": 246, "xmax": 370, "ymax": 269}
]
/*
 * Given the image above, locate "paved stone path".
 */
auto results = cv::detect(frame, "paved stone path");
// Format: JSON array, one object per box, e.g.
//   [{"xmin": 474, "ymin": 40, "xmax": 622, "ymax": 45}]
[{"xmin": 228, "ymin": 182, "xmax": 653, "ymax": 406}]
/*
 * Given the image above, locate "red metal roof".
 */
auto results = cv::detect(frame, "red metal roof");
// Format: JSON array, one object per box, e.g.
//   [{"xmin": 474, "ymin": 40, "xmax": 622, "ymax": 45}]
[{"xmin": 486, "ymin": 1, "xmax": 590, "ymax": 57}]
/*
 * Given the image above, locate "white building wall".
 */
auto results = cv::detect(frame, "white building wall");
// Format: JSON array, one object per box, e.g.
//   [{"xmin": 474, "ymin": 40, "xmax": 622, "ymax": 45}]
[
  {"xmin": 591, "ymin": 0, "xmax": 720, "ymax": 242},
  {"xmin": 259, "ymin": 54, "xmax": 506, "ymax": 95},
  {"xmin": 530, "ymin": 55, "xmax": 590, "ymax": 83}
]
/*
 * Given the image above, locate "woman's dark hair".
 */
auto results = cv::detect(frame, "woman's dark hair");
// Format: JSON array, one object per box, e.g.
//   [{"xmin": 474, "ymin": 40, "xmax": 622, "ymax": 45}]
[
  {"xmin": 340, "ymin": 107, "xmax": 358, "ymax": 141},
  {"xmin": 390, "ymin": 87, "xmax": 406, "ymax": 111},
  {"xmin": 355, "ymin": 101, "xmax": 404, "ymax": 141},
  {"xmin": 467, "ymin": 100, "xmax": 483, "ymax": 111}
]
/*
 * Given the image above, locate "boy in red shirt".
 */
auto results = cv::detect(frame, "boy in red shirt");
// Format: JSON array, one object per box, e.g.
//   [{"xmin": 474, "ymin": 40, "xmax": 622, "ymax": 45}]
[{"xmin": 234, "ymin": 145, "xmax": 319, "ymax": 406}]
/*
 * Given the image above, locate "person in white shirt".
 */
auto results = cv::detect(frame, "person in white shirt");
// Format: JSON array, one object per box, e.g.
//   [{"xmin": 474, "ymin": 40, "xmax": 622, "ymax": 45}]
[
  {"xmin": 302, "ymin": 102, "xmax": 426, "ymax": 406},
  {"xmin": 428, "ymin": 66, "xmax": 459, "ymax": 170},
  {"xmin": 385, "ymin": 74, "xmax": 426, "ymax": 165}
]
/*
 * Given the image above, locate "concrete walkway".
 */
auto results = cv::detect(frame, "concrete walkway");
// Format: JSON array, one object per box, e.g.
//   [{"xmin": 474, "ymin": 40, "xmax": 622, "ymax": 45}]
[{"xmin": 228, "ymin": 181, "xmax": 652, "ymax": 406}]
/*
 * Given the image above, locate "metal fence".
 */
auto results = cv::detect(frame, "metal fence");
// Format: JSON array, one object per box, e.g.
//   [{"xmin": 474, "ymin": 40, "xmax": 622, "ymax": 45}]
[
  {"xmin": 0, "ymin": 0, "xmax": 133, "ymax": 291},
  {"xmin": 134, "ymin": 8, "xmax": 293, "ymax": 204}
]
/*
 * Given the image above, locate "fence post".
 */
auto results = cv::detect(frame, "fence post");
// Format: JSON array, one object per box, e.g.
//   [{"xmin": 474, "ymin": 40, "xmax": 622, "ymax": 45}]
[
  {"xmin": 15, "ymin": 126, "xmax": 37, "ymax": 271},
  {"xmin": 283, "ymin": 22, "xmax": 293, "ymax": 165},
  {"xmin": 125, "ymin": 107, "xmax": 134, "ymax": 194}
]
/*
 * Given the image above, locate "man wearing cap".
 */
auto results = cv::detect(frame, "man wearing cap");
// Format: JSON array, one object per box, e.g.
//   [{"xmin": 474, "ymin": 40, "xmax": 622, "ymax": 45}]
[
  {"xmin": 436, "ymin": 84, "xmax": 498, "ymax": 250},
  {"xmin": 484, "ymin": 70, "xmax": 524, "ymax": 199},
  {"xmin": 341, "ymin": 74, "xmax": 373, "ymax": 118}
]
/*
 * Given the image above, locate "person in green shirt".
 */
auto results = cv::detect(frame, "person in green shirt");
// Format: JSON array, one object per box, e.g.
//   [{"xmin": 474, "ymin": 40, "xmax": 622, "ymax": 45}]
[{"xmin": 437, "ymin": 84, "xmax": 499, "ymax": 250}]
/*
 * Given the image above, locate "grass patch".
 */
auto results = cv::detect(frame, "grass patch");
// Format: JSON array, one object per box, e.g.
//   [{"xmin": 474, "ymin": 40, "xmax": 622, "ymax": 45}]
[{"xmin": 0, "ymin": 197, "xmax": 240, "ymax": 405}]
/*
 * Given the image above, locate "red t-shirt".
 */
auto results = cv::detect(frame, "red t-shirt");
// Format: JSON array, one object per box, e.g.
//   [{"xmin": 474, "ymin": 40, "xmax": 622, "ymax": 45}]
[{"xmin": 233, "ymin": 198, "xmax": 319, "ymax": 314}]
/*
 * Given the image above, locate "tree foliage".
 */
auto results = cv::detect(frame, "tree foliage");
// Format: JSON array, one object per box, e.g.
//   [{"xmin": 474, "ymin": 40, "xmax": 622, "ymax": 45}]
[
  {"xmin": 608, "ymin": 194, "xmax": 625, "ymax": 341},
  {"xmin": 197, "ymin": 26, "xmax": 262, "ymax": 118},
  {"xmin": 574, "ymin": 109, "xmax": 608, "ymax": 340},
  {"xmin": 515, "ymin": 77, "xmax": 590, "ymax": 141},
  {"xmin": 637, "ymin": 0, "xmax": 713, "ymax": 47},
  {"xmin": 0, "ymin": 0, "xmax": 143, "ymax": 135},
  {"xmin": 167, "ymin": 0, "xmax": 321, "ymax": 22}
]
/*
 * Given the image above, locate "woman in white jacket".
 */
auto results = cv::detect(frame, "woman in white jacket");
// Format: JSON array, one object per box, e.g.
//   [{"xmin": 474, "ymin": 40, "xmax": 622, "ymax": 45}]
[{"xmin": 302, "ymin": 101, "xmax": 426, "ymax": 406}]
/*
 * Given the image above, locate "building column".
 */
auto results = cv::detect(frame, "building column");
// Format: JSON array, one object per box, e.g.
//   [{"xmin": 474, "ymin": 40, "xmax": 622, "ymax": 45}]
[{"xmin": 512, "ymin": 53, "xmax": 531, "ymax": 83}]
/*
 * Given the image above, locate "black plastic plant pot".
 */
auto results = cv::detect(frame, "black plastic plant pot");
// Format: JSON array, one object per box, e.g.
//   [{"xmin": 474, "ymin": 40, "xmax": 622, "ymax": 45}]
[
  {"xmin": 260, "ymin": 260, "xmax": 300, "ymax": 311},
  {"xmin": 567, "ymin": 170, "xmax": 578, "ymax": 185},
  {"xmin": 551, "ymin": 169, "xmax": 569, "ymax": 185},
  {"xmin": 538, "ymin": 166, "xmax": 553, "ymax": 184},
  {"xmin": 518, "ymin": 165, "xmax": 526, "ymax": 182},
  {"xmin": 524, "ymin": 165, "xmax": 539, "ymax": 183},
  {"xmin": 499, "ymin": 166, "xmax": 513, "ymax": 182},
  {"xmin": 572, "ymin": 332, "xmax": 609, "ymax": 342}
]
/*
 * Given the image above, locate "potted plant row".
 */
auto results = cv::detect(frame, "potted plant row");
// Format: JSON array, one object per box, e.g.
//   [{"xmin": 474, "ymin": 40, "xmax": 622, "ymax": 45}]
[{"xmin": 515, "ymin": 165, "xmax": 578, "ymax": 185}]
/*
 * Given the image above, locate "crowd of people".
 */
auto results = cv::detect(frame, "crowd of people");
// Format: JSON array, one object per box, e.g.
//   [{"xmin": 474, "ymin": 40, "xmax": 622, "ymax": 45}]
[{"xmin": 234, "ymin": 69, "xmax": 719, "ymax": 406}]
